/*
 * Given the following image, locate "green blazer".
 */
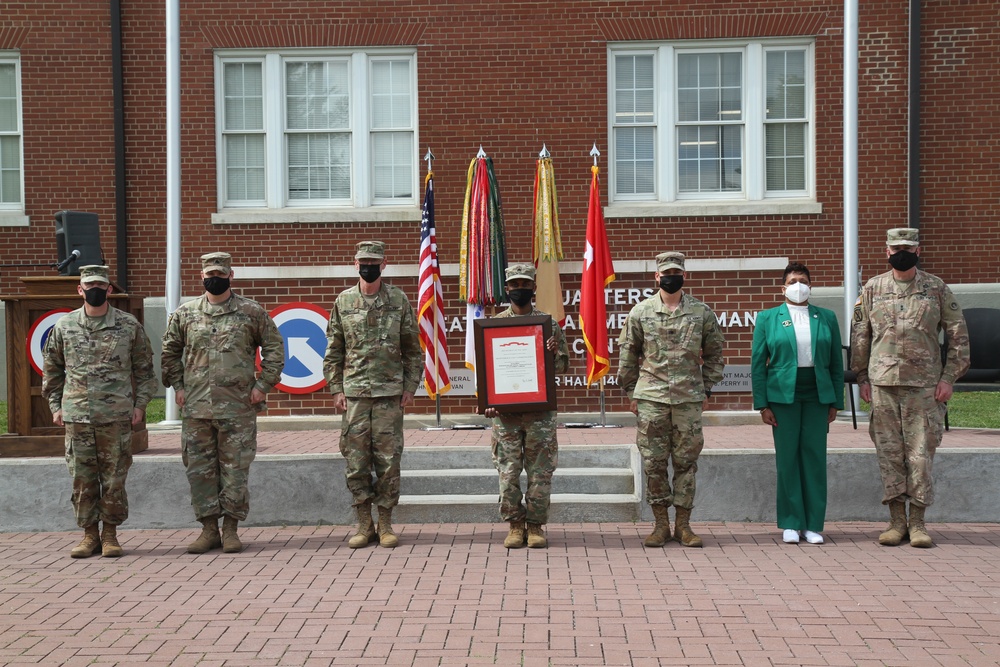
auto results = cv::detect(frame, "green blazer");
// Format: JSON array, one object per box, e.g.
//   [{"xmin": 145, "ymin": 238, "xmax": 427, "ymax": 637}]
[{"xmin": 751, "ymin": 303, "xmax": 845, "ymax": 409}]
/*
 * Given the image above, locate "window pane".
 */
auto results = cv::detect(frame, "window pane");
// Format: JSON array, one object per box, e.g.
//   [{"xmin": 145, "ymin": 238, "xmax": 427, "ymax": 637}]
[
  {"xmin": 677, "ymin": 52, "xmax": 742, "ymax": 123},
  {"xmin": 372, "ymin": 131, "xmax": 413, "ymax": 199},
  {"xmin": 0, "ymin": 136, "xmax": 20, "ymax": 203},
  {"xmin": 0, "ymin": 62, "xmax": 17, "ymax": 132},
  {"xmin": 614, "ymin": 126, "xmax": 654, "ymax": 195},
  {"xmin": 615, "ymin": 55, "xmax": 654, "ymax": 125},
  {"xmin": 371, "ymin": 60, "xmax": 412, "ymax": 129},
  {"xmin": 766, "ymin": 123, "xmax": 806, "ymax": 191},
  {"xmin": 678, "ymin": 125, "xmax": 742, "ymax": 193},
  {"xmin": 766, "ymin": 50, "xmax": 806, "ymax": 120},
  {"xmin": 223, "ymin": 63, "xmax": 263, "ymax": 131},
  {"xmin": 225, "ymin": 135, "xmax": 265, "ymax": 202},
  {"xmin": 287, "ymin": 132, "xmax": 350, "ymax": 200},
  {"xmin": 286, "ymin": 61, "xmax": 349, "ymax": 130}
]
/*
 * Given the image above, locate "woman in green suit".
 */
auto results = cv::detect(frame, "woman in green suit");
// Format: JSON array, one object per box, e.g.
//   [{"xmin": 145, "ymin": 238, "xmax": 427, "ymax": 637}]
[{"xmin": 752, "ymin": 263, "xmax": 844, "ymax": 545}]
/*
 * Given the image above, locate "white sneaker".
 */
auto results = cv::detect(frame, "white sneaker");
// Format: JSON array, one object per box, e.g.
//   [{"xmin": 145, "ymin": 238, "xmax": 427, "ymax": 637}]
[
  {"xmin": 782, "ymin": 529, "xmax": 800, "ymax": 543},
  {"xmin": 803, "ymin": 530, "xmax": 824, "ymax": 544}
]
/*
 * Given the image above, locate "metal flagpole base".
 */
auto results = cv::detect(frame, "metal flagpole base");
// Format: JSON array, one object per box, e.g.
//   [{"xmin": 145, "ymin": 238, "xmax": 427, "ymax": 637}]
[
  {"xmin": 421, "ymin": 426, "xmax": 450, "ymax": 431},
  {"xmin": 564, "ymin": 422, "xmax": 598, "ymax": 428},
  {"xmin": 452, "ymin": 424, "xmax": 487, "ymax": 430}
]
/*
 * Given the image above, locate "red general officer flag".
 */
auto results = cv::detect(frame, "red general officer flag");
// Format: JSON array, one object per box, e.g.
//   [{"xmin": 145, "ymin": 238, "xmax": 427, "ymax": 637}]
[{"xmin": 580, "ymin": 164, "xmax": 615, "ymax": 387}]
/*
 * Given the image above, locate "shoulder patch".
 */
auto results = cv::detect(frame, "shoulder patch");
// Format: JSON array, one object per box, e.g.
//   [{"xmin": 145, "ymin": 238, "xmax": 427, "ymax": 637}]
[{"xmin": 853, "ymin": 303, "xmax": 864, "ymax": 323}]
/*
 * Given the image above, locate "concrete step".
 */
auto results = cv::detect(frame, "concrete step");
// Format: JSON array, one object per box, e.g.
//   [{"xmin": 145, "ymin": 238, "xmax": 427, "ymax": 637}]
[
  {"xmin": 394, "ymin": 493, "xmax": 640, "ymax": 524},
  {"xmin": 402, "ymin": 467, "xmax": 635, "ymax": 495},
  {"xmin": 400, "ymin": 444, "xmax": 634, "ymax": 470}
]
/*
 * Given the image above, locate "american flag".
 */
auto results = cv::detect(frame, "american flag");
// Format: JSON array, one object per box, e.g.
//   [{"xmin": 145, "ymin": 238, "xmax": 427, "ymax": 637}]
[{"xmin": 417, "ymin": 173, "xmax": 451, "ymax": 398}]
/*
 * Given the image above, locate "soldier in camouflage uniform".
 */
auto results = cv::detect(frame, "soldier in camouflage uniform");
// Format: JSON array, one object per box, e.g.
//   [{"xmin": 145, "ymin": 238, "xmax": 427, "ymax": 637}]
[
  {"xmin": 483, "ymin": 263, "xmax": 570, "ymax": 549},
  {"xmin": 618, "ymin": 252, "xmax": 725, "ymax": 548},
  {"xmin": 324, "ymin": 241, "xmax": 422, "ymax": 549},
  {"xmin": 161, "ymin": 252, "xmax": 284, "ymax": 554},
  {"xmin": 42, "ymin": 265, "xmax": 157, "ymax": 558},
  {"xmin": 851, "ymin": 228, "xmax": 969, "ymax": 548}
]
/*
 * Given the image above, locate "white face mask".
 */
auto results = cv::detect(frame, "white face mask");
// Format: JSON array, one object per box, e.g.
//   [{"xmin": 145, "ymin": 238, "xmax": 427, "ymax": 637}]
[{"xmin": 784, "ymin": 282, "xmax": 811, "ymax": 304}]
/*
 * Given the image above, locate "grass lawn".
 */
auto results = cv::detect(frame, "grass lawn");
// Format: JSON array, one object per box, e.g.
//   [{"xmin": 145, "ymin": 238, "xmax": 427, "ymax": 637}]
[{"xmin": 2, "ymin": 393, "xmax": 998, "ymax": 431}]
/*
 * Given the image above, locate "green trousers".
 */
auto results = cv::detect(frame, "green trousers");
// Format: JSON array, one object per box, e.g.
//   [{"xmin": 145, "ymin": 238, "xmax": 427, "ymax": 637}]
[{"xmin": 768, "ymin": 368, "xmax": 830, "ymax": 533}]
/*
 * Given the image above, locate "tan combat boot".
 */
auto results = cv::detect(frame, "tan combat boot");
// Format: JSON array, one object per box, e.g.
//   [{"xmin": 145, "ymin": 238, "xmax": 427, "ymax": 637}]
[
  {"xmin": 377, "ymin": 506, "xmax": 399, "ymax": 548},
  {"xmin": 907, "ymin": 504, "xmax": 933, "ymax": 548},
  {"xmin": 504, "ymin": 521, "xmax": 526, "ymax": 549},
  {"xmin": 348, "ymin": 501, "xmax": 377, "ymax": 549},
  {"xmin": 70, "ymin": 524, "xmax": 101, "ymax": 558},
  {"xmin": 526, "ymin": 523, "xmax": 547, "ymax": 548},
  {"xmin": 187, "ymin": 515, "xmax": 222, "ymax": 554},
  {"xmin": 644, "ymin": 505, "xmax": 671, "ymax": 547},
  {"xmin": 674, "ymin": 506, "xmax": 703, "ymax": 548},
  {"xmin": 221, "ymin": 516, "xmax": 243, "ymax": 553},
  {"xmin": 101, "ymin": 523, "xmax": 124, "ymax": 558},
  {"xmin": 878, "ymin": 499, "xmax": 908, "ymax": 546}
]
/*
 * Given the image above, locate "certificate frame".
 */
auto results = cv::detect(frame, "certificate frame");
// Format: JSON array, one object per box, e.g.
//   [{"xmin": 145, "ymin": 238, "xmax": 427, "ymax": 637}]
[{"xmin": 474, "ymin": 314, "xmax": 557, "ymax": 414}]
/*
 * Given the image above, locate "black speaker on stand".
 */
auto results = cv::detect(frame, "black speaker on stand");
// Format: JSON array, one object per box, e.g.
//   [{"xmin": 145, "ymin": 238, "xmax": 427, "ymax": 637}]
[{"xmin": 54, "ymin": 211, "xmax": 104, "ymax": 275}]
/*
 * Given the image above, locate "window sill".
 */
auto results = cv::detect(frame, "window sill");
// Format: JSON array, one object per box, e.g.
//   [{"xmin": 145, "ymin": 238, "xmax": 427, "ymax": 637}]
[
  {"xmin": 0, "ymin": 211, "xmax": 29, "ymax": 227},
  {"xmin": 211, "ymin": 207, "xmax": 422, "ymax": 225},
  {"xmin": 604, "ymin": 198, "xmax": 823, "ymax": 219}
]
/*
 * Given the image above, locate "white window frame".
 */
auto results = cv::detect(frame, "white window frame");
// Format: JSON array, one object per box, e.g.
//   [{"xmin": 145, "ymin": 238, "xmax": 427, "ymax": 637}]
[
  {"xmin": 606, "ymin": 39, "xmax": 821, "ymax": 218},
  {"xmin": 212, "ymin": 48, "xmax": 420, "ymax": 225},
  {"xmin": 0, "ymin": 52, "xmax": 27, "ymax": 227}
]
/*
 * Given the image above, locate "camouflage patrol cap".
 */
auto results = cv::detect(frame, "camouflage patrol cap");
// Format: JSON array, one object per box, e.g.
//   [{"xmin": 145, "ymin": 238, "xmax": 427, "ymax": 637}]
[
  {"xmin": 886, "ymin": 227, "xmax": 919, "ymax": 247},
  {"xmin": 505, "ymin": 263, "xmax": 535, "ymax": 283},
  {"xmin": 355, "ymin": 241, "xmax": 386, "ymax": 261},
  {"xmin": 201, "ymin": 252, "xmax": 232, "ymax": 275},
  {"xmin": 655, "ymin": 251, "xmax": 685, "ymax": 272},
  {"xmin": 79, "ymin": 265, "xmax": 110, "ymax": 285}
]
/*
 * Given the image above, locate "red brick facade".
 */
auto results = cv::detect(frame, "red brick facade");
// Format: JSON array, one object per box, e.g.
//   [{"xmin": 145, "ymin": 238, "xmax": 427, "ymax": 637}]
[{"xmin": 2, "ymin": 1, "xmax": 998, "ymax": 414}]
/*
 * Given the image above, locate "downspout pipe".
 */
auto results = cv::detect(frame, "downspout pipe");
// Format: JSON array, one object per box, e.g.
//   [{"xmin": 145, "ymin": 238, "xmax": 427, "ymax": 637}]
[
  {"xmin": 908, "ymin": 0, "xmax": 921, "ymax": 231},
  {"xmin": 111, "ymin": 0, "xmax": 128, "ymax": 291}
]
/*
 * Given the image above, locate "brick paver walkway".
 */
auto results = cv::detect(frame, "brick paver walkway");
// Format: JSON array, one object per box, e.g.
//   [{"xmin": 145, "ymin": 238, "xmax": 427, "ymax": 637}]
[
  {"xmin": 143, "ymin": 420, "xmax": 1000, "ymax": 457},
  {"xmin": 1, "ymin": 522, "xmax": 999, "ymax": 666}
]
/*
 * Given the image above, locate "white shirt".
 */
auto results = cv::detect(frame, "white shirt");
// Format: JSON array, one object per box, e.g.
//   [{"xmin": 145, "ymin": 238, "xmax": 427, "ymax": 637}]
[{"xmin": 787, "ymin": 304, "xmax": 814, "ymax": 368}]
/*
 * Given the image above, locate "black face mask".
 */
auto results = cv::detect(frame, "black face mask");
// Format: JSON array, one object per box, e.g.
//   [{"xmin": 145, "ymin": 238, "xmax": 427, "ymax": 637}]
[
  {"xmin": 84, "ymin": 287, "xmax": 108, "ymax": 307},
  {"xmin": 659, "ymin": 275, "xmax": 684, "ymax": 294},
  {"xmin": 203, "ymin": 276, "xmax": 231, "ymax": 295},
  {"xmin": 888, "ymin": 250, "xmax": 919, "ymax": 272},
  {"xmin": 508, "ymin": 289, "xmax": 534, "ymax": 307},
  {"xmin": 358, "ymin": 264, "xmax": 382, "ymax": 284}
]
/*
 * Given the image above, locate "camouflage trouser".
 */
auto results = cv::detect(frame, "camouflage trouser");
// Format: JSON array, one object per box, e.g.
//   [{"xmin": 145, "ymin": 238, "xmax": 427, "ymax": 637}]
[
  {"xmin": 869, "ymin": 385, "xmax": 944, "ymax": 507},
  {"xmin": 64, "ymin": 421, "xmax": 133, "ymax": 528},
  {"xmin": 182, "ymin": 416, "xmax": 257, "ymax": 521},
  {"xmin": 340, "ymin": 396, "xmax": 404, "ymax": 509},
  {"xmin": 491, "ymin": 411, "xmax": 558, "ymax": 524},
  {"xmin": 636, "ymin": 400, "xmax": 704, "ymax": 509}
]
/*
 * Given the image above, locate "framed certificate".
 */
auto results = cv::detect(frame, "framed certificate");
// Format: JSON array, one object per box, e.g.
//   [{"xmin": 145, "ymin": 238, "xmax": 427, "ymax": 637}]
[{"xmin": 474, "ymin": 314, "xmax": 557, "ymax": 413}]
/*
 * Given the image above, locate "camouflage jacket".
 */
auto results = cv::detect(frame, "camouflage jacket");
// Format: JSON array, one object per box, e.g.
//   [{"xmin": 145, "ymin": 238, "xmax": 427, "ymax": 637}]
[
  {"xmin": 851, "ymin": 269, "xmax": 970, "ymax": 387},
  {"xmin": 42, "ymin": 306, "xmax": 157, "ymax": 424},
  {"xmin": 324, "ymin": 282, "xmax": 422, "ymax": 398},
  {"xmin": 617, "ymin": 292, "xmax": 726, "ymax": 404},
  {"xmin": 161, "ymin": 293, "xmax": 284, "ymax": 418}
]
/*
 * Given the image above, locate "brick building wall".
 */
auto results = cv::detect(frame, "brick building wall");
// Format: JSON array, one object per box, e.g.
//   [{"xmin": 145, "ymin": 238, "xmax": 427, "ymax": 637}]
[{"xmin": 2, "ymin": 1, "xmax": 998, "ymax": 414}]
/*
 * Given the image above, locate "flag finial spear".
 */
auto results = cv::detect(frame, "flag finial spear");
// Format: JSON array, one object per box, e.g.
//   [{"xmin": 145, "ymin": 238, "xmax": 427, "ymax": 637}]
[
  {"xmin": 539, "ymin": 143, "xmax": 551, "ymax": 158},
  {"xmin": 590, "ymin": 143, "xmax": 601, "ymax": 166},
  {"xmin": 477, "ymin": 145, "xmax": 487, "ymax": 158},
  {"xmin": 424, "ymin": 148, "xmax": 434, "ymax": 172}
]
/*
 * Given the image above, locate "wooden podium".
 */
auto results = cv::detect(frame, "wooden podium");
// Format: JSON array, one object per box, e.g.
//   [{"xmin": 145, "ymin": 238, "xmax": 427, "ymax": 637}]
[{"xmin": 1, "ymin": 277, "xmax": 149, "ymax": 457}]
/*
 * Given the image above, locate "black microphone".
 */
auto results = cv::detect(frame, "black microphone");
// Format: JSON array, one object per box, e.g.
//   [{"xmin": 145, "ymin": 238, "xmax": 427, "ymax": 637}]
[{"xmin": 54, "ymin": 249, "xmax": 81, "ymax": 272}]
